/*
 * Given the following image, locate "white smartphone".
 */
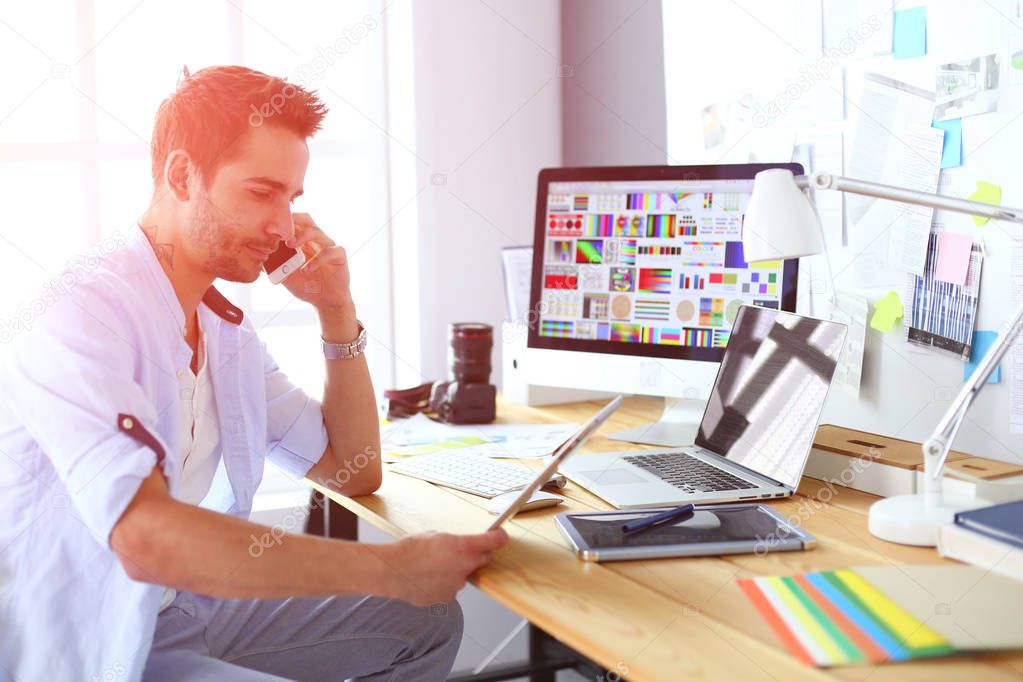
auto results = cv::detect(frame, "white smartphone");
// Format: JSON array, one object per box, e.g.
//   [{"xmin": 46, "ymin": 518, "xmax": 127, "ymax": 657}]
[{"xmin": 263, "ymin": 242, "xmax": 307, "ymax": 284}]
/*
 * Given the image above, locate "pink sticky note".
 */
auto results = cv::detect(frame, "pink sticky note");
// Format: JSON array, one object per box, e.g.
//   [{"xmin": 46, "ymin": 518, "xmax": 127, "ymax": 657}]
[{"xmin": 935, "ymin": 231, "xmax": 973, "ymax": 285}]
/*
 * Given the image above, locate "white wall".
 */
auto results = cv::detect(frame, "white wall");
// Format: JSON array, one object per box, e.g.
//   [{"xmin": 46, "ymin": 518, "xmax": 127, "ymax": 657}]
[
  {"xmin": 389, "ymin": 2, "xmax": 565, "ymax": 676},
  {"xmin": 561, "ymin": 0, "xmax": 667, "ymax": 166},
  {"xmin": 395, "ymin": 0, "xmax": 563, "ymax": 389}
]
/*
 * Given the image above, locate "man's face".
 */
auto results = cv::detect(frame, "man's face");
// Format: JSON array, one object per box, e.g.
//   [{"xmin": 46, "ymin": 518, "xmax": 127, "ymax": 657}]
[{"xmin": 185, "ymin": 124, "xmax": 309, "ymax": 283}]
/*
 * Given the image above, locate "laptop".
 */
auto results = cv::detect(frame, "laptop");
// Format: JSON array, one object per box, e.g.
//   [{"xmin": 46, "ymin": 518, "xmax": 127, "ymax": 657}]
[{"xmin": 560, "ymin": 305, "xmax": 847, "ymax": 509}]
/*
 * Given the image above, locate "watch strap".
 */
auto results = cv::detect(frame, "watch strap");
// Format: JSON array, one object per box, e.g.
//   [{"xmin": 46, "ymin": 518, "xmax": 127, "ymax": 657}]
[{"xmin": 322, "ymin": 321, "xmax": 367, "ymax": 360}]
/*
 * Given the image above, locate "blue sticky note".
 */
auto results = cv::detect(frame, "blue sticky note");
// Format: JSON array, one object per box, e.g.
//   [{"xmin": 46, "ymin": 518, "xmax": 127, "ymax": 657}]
[
  {"xmin": 893, "ymin": 7, "xmax": 927, "ymax": 59},
  {"xmin": 964, "ymin": 330, "xmax": 1001, "ymax": 384},
  {"xmin": 932, "ymin": 119, "xmax": 962, "ymax": 169}
]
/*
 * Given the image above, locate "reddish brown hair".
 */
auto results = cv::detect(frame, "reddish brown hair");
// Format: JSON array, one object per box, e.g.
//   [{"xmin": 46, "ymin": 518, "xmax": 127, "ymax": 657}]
[{"xmin": 150, "ymin": 65, "xmax": 327, "ymax": 187}]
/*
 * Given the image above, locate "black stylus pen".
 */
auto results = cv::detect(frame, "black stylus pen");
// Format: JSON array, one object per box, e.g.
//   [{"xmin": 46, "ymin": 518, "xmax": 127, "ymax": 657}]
[{"xmin": 621, "ymin": 503, "xmax": 696, "ymax": 535}]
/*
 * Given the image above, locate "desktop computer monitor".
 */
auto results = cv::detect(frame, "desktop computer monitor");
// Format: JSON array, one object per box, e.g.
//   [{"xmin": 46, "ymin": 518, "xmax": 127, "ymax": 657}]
[{"xmin": 525, "ymin": 163, "xmax": 801, "ymax": 447}]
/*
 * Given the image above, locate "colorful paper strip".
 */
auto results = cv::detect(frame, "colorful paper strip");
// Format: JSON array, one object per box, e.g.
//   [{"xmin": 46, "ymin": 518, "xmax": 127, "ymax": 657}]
[{"xmin": 738, "ymin": 568, "xmax": 955, "ymax": 667}]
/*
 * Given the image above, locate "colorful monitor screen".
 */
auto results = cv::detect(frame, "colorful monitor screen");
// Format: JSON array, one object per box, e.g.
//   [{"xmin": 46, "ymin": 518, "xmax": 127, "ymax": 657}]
[{"xmin": 528, "ymin": 164, "xmax": 800, "ymax": 363}]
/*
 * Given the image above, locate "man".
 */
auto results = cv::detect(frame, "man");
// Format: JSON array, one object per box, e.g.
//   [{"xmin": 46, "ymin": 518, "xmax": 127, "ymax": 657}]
[{"xmin": 0, "ymin": 65, "xmax": 507, "ymax": 681}]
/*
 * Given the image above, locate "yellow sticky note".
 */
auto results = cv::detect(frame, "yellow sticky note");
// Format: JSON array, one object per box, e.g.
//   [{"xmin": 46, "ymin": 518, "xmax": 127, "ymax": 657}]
[
  {"xmin": 870, "ymin": 291, "xmax": 903, "ymax": 332},
  {"xmin": 969, "ymin": 180, "xmax": 1002, "ymax": 226}
]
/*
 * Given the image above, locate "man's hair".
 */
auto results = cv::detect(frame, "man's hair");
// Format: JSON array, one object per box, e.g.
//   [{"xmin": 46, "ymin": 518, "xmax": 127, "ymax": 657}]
[{"xmin": 150, "ymin": 65, "xmax": 327, "ymax": 188}]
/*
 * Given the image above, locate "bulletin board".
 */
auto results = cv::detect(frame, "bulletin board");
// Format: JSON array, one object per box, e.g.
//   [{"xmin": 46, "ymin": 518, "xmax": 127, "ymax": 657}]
[{"xmin": 663, "ymin": 0, "xmax": 1023, "ymax": 464}]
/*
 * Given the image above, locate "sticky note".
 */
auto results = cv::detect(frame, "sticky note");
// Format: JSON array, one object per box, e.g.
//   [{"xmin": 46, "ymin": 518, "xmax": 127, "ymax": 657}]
[
  {"xmin": 964, "ymin": 330, "xmax": 1001, "ymax": 384},
  {"xmin": 932, "ymin": 119, "xmax": 962, "ymax": 169},
  {"xmin": 893, "ymin": 7, "xmax": 927, "ymax": 59},
  {"xmin": 934, "ymin": 231, "xmax": 973, "ymax": 285},
  {"xmin": 870, "ymin": 291, "xmax": 903, "ymax": 332},
  {"xmin": 969, "ymin": 181, "xmax": 1002, "ymax": 225}
]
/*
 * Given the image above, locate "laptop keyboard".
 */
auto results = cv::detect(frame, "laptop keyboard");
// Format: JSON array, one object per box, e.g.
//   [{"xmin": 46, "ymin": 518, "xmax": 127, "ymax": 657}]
[{"xmin": 624, "ymin": 452, "xmax": 758, "ymax": 493}]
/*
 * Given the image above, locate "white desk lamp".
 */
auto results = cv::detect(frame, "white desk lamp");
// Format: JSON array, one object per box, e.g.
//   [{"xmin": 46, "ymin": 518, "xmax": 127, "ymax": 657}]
[{"xmin": 743, "ymin": 168, "xmax": 1023, "ymax": 546}]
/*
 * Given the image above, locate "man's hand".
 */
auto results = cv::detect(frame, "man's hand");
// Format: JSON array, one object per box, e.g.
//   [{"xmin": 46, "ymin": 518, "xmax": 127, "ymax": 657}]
[
  {"xmin": 281, "ymin": 212, "xmax": 353, "ymax": 311},
  {"xmin": 381, "ymin": 530, "xmax": 509, "ymax": 606}
]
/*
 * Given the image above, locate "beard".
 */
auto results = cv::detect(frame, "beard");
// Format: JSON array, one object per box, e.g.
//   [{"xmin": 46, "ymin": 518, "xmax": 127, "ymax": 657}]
[{"xmin": 190, "ymin": 189, "xmax": 265, "ymax": 283}]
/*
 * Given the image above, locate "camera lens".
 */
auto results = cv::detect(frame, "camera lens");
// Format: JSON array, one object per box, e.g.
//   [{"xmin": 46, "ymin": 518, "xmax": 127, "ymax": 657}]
[{"xmin": 449, "ymin": 322, "xmax": 492, "ymax": 383}]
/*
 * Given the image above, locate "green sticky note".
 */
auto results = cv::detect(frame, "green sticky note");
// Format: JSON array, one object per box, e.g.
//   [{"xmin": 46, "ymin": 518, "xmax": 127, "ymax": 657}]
[
  {"xmin": 870, "ymin": 291, "xmax": 903, "ymax": 332},
  {"xmin": 1013, "ymin": 49, "xmax": 1023, "ymax": 70},
  {"xmin": 969, "ymin": 180, "xmax": 1002, "ymax": 226}
]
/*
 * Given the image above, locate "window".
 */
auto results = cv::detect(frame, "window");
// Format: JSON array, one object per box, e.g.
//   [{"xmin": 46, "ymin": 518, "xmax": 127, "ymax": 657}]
[{"xmin": 0, "ymin": 1, "xmax": 396, "ymax": 395}]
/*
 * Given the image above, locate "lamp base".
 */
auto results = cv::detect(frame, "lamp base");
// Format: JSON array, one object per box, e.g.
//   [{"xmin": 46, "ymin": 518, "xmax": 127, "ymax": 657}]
[{"xmin": 868, "ymin": 493, "xmax": 989, "ymax": 546}]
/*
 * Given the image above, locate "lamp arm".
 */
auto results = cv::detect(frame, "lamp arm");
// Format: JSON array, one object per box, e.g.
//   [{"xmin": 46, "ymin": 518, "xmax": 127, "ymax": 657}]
[
  {"xmin": 803, "ymin": 172, "xmax": 1023, "ymax": 225},
  {"xmin": 925, "ymin": 296, "xmax": 1023, "ymax": 480}
]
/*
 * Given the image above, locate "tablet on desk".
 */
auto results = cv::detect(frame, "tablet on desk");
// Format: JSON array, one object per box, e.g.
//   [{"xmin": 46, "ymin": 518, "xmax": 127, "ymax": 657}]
[
  {"xmin": 487, "ymin": 395, "xmax": 623, "ymax": 531},
  {"xmin": 555, "ymin": 503, "xmax": 816, "ymax": 562}
]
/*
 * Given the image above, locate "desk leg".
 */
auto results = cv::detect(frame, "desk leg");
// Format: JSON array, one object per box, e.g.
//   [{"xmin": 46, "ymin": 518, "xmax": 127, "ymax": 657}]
[
  {"xmin": 528, "ymin": 624, "xmax": 559, "ymax": 682},
  {"xmin": 304, "ymin": 490, "xmax": 358, "ymax": 540},
  {"xmin": 447, "ymin": 623, "xmax": 604, "ymax": 682}
]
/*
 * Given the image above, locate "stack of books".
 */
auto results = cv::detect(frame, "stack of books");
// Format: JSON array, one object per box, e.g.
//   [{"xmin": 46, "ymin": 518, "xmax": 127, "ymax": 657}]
[{"xmin": 938, "ymin": 499, "xmax": 1023, "ymax": 582}]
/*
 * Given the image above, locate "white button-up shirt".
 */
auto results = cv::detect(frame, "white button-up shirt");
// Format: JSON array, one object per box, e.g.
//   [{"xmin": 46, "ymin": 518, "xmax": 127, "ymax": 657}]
[
  {"xmin": 176, "ymin": 314, "xmax": 221, "ymax": 507},
  {"xmin": 158, "ymin": 312, "xmax": 221, "ymax": 611},
  {"xmin": 0, "ymin": 224, "xmax": 329, "ymax": 681}
]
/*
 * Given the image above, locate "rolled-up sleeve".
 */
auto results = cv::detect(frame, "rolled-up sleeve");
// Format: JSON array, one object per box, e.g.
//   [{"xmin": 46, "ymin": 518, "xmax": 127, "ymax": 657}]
[
  {"xmin": 0, "ymin": 288, "xmax": 168, "ymax": 547},
  {"xmin": 262, "ymin": 340, "xmax": 329, "ymax": 478}
]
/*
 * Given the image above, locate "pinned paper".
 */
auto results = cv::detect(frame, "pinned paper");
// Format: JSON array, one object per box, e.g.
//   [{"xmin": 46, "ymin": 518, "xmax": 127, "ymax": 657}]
[
  {"xmin": 870, "ymin": 291, "xmax": 903, "ymax": 332},
  {"xmin": 831, "ymin": 292, "xmax": 868, "ymax": 398},
  {"xmin": 965, "ymin": 330, "xmax": 1001, "ymax": 384},
  {"xmin": 893, "ymin": 7, "xmax": 927, "ymax": 59},
  {"xmin": 969, "ymin": 181, "xmax": 1002, "ymax": 225},
  {"xmin": 935, "ymin": 231, "xmax": 973, "ymax": 285},
  {"xmin": 932, "ymin": 119, "xmax": 962, "ymax": 169}
]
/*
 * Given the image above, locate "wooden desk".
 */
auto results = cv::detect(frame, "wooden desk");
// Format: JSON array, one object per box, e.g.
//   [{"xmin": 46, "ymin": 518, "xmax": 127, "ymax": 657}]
[{"xmin": 313, "ymin": 396, "xmax": 1023, "ymax": 682}]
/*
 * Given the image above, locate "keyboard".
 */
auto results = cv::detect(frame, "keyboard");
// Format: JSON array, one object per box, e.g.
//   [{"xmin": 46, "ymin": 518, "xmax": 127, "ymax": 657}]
[
  {"xmin": 388, "ymin": 451, "xmax": 566, "ymax": 498},
  {"xmin": 624, "ymin": 452, "xmax": 758, "ymax": 493}
]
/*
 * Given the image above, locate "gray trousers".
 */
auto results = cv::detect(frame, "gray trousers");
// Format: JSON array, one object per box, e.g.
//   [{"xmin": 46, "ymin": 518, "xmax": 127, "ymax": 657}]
[{"xmin": 143, "ymin": 590, "xmax": 463, "ymax": 681}]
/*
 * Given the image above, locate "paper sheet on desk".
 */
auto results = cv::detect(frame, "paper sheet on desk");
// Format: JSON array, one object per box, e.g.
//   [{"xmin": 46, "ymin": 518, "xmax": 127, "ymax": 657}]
[
  {"xmin": 846, "ymin": 73, "xmax": 942, "ymax": 286},
  {"xmin": 500, "ymin": 246, "xmax": 533, "ymax": 323},
  {"xmin": 382, "ymin": 413, "xmax": 579, "ymax": 461}
]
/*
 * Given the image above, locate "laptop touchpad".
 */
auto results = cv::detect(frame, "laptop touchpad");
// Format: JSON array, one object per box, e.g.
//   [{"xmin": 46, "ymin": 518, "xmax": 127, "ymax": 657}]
[{"xmin": 577, "ymin": 469, "xmax": 647, "ymax": 485}]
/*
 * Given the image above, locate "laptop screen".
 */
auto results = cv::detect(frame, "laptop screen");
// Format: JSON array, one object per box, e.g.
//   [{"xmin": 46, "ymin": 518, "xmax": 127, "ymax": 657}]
[{"xmin": 695, "ymin": 305, "xmax": 846, "ymax": 489}]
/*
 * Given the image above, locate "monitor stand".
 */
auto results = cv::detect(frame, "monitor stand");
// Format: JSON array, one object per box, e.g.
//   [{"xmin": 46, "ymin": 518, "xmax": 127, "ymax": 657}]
[{"xmin": 608, "ymin": 397, "xmax": 705, "ymax": 447}]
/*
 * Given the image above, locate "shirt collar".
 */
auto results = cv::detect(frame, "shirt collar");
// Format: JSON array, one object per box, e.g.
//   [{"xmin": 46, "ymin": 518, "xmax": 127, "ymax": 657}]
[{"xmin": 202, "ymin": 286, "xmax": 244, "ymax": 326}]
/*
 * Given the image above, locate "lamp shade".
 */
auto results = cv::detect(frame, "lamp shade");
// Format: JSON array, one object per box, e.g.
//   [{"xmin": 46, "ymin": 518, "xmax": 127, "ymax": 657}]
[{"xmin": 742, "ymin": 168, "xmax": 824, "ymax": 262}]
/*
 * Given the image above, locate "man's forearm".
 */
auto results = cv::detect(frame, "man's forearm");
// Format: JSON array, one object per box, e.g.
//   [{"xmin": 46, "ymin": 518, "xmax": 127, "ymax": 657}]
[
  {"xmin": 113, "ymin": 473, "xmax": 398, "ymax": 600},
  {"xmin": 315, "ymin": 301, "xmax": 382, "ymax": 495}
]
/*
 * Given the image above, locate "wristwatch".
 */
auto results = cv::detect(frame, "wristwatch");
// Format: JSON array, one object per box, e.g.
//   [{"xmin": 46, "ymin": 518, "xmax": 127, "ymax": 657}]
[{"xmin": 322, "ymin": 320, "xmax": 367, "ymax": 360}]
